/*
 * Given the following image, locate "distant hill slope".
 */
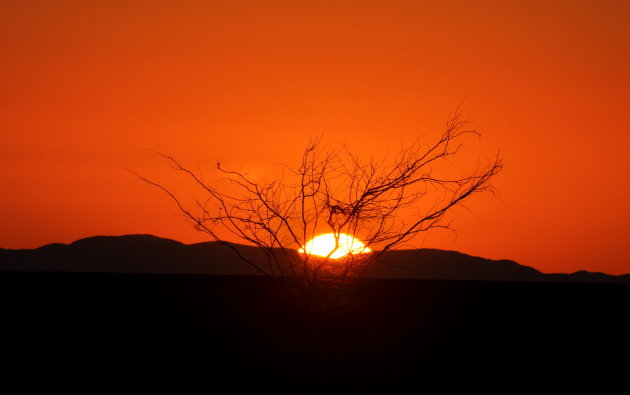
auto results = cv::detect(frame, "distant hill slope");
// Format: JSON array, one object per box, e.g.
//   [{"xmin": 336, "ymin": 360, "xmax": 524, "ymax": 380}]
[{"xmin": 1, "ymin": 234, "xmax": 629, "ymax": 284}]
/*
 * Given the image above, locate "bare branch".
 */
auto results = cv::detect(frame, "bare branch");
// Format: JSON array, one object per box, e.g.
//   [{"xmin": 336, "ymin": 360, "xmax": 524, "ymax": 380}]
[{"xmin": 136, "ymin": 111, "xmax": 503, "ymax": 294}]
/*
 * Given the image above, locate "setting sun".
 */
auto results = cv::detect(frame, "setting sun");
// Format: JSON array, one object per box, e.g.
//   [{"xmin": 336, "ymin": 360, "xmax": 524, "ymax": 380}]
[{"xmin": 298, "ymin": 233, "xmax": 372, "ymax": 259}]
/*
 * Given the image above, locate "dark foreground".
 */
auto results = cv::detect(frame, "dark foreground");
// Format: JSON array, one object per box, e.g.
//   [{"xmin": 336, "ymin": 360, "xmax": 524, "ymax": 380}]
[{"xmin": 2, "ymin": 272, "xmax": 628, "ymax": 390}]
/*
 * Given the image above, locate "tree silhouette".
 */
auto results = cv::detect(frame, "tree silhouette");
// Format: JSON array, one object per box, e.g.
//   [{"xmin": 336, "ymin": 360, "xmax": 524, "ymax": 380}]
[{"xmin": 137, "ymin": 111, "xmax": 503, "ymax": 296}]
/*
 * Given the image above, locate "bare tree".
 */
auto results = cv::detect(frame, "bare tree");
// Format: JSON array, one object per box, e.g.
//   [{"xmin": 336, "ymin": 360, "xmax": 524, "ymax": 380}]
[{"xmin": 136, "ymin": 111, "xmax": 503, "ymax": 297}]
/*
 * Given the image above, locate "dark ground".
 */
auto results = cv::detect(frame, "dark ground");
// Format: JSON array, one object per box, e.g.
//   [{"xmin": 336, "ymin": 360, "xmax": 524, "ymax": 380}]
[{"xmin": 2, "ymin": 272, "xmax": 628, "ymax": 390}]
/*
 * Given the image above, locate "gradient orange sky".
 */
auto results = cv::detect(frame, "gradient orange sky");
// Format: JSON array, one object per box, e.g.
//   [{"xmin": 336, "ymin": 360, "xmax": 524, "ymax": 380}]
[{"xmin": 1, "ymin": 1, "xmax": 629, "ymax": 274}]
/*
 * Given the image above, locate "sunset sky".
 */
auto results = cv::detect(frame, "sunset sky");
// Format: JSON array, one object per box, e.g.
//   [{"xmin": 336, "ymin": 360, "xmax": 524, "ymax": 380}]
[{"xmin": 1, "ymin": 1, "xmax": 629, "ymax": 274}]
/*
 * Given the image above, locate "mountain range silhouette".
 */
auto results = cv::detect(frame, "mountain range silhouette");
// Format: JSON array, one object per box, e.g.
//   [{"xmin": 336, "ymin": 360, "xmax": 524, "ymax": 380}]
[{"xmin": 2, "ymin": 234, "xmax": 628, "ymax": 283}]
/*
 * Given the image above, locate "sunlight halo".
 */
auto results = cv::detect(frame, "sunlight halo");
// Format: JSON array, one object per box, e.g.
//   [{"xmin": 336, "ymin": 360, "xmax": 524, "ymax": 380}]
[{"xmin": 298, "ymin": 233, "xmax": 372, "ymax": 259}]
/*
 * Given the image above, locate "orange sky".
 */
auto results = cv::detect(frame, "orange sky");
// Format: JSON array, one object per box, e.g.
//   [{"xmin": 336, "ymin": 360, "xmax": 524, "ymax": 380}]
[{"xmin": 1, "ymin": 1, "xmax": 629, "ymax": 274}]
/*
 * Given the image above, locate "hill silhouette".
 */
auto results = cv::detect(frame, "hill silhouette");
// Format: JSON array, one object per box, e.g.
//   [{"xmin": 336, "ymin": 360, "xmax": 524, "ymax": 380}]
[
  {"xmin": 1, "ymin": 234, "xmax": 628, "ymax": 283},
  {"xmin": 2, "ymin": 235, "xmax": 629, "ymax": 389}
]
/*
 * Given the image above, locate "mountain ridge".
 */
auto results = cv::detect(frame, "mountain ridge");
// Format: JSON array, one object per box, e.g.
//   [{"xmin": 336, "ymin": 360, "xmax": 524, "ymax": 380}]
[{"xmin": 1, "ymin": 234, "xmax": 629, "ymax": 284}]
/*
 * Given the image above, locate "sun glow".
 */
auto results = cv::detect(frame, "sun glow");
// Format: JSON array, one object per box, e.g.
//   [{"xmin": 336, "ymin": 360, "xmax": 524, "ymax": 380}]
[{"xmin": 298, "ymin": 233, "xmax": 372, "ymax": 259}]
